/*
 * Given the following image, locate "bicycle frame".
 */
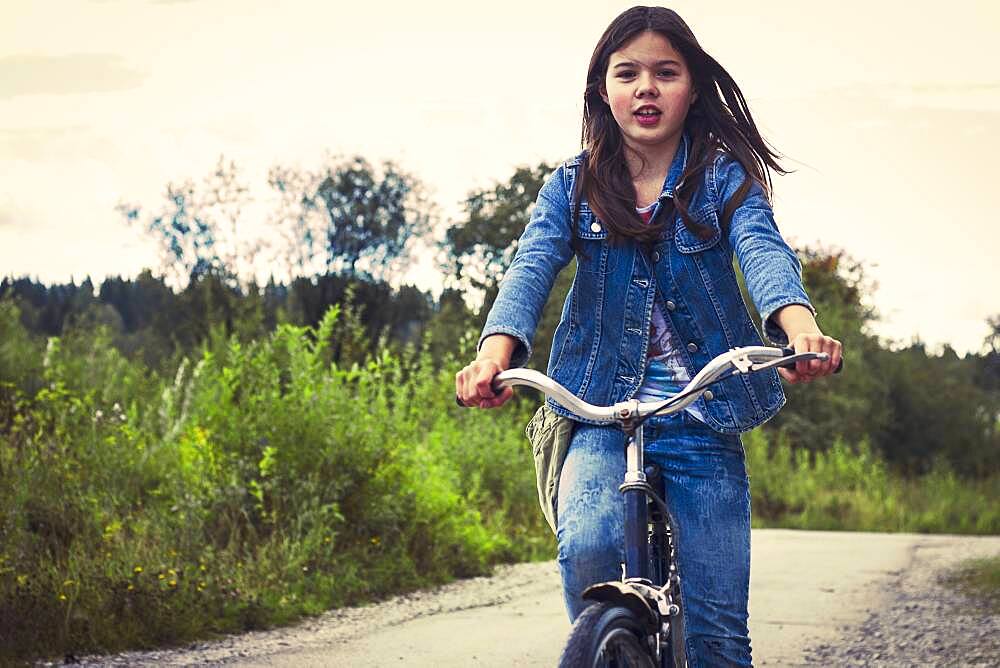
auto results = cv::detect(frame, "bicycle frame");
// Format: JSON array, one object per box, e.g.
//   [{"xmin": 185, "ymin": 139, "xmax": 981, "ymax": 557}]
[{"xmin": 622, "ymin": 421, "xmax": 653, "ymax": 580}]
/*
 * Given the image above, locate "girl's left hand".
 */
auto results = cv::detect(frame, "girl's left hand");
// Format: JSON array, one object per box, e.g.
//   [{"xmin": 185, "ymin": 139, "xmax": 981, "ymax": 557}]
[{"xmin": 778, "ymin": 332, "xmax": 843, "ymax": 384}]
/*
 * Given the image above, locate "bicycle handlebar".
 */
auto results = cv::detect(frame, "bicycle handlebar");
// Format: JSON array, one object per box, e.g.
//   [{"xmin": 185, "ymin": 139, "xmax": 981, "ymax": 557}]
[{"xmin": 457, "ymin": 345, "xmax": 842, "ymax": 423}]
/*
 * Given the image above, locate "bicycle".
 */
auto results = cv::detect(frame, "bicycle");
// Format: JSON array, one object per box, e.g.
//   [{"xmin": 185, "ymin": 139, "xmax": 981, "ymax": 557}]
[{"xmin": 485, "ymin": 345, "xmax": 840, "ymax": 668}]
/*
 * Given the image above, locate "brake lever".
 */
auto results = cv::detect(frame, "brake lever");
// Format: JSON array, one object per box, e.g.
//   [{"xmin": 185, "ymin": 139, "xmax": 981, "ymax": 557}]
[{"xmin": 774, "ymin": 348, "xmax": 844, "ymax": 374}]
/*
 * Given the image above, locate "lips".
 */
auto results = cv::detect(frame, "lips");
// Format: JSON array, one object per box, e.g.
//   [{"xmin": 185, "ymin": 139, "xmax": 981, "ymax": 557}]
[{"xmin": 634, "ymin": 105, "xmax": 662, "ymax": 126}]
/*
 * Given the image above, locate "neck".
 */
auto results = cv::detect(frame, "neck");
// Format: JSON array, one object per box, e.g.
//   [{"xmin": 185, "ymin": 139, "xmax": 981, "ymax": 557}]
[{"xmin": 623, "ymin": 133, "xmax": 682, "ymax": 182}]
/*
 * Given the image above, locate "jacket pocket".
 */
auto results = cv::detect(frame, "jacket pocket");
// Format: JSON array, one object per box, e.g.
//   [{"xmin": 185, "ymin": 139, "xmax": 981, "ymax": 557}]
[
  {"xmin": 674, "ymin": 205, "xmax": 721, "ymax": 253},
  {"xmin": 574, "ymin": 207, "xmax": 615, "ymax": 274}
]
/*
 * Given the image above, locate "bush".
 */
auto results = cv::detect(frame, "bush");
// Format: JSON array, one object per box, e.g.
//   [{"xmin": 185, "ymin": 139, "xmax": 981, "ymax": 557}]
[{"xmin": 0, "ymin": 304, "xmax": 552, "ymax": 662}]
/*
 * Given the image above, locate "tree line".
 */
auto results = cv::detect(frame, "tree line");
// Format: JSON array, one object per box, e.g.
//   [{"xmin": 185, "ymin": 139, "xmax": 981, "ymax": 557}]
[{"xmin": 2, "ymin": 154, "xmax": 998, "ymax": 478}]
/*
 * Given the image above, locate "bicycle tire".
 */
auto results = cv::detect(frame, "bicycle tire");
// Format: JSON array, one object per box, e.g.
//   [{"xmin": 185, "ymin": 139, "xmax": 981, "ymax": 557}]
[{"xmin": 558, "ymin": 601, "xmax": 658, "ymax": 668}]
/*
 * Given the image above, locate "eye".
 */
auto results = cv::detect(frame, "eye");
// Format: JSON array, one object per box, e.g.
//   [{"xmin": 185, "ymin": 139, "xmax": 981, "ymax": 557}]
[
  {"xmin": 616, "ymin": 70, "xmax": 636, "ymax": 79},
  {"xmin": 658, "ymin": 69, "xmax": 678, "ymax": 78}
]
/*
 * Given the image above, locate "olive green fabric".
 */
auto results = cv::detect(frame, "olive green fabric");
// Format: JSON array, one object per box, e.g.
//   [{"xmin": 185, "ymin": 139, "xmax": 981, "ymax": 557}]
[{"xmin": 525, "ymin": 404, "xmax": 576, "ymax": 535}]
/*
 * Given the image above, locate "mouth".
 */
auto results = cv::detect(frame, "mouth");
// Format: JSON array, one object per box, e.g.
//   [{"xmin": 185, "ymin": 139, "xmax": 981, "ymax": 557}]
[
  {"xmin": 633, "ymin": 105, "xmax": 662, "ymax": 125},
  {"xmin": 633, "ymin": 105, "xmax": 662, "ymax": 117}
]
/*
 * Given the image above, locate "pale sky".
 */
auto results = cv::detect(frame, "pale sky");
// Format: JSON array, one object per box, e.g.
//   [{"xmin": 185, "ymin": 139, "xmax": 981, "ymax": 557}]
[{"xmin": 1, "ymin": 0, "xmax": 998, "ymax": 354}]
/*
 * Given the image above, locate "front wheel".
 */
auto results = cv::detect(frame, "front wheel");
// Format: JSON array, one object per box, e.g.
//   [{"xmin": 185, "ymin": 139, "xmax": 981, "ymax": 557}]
[{"xmin": 558, "ymin": 602, "xmax": 658, "ymax": 668}]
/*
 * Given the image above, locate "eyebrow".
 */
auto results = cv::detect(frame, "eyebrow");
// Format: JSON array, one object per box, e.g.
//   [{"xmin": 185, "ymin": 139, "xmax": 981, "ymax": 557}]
[{"xmin": 612, "ymin": 59, "xmax": 681, "ymax": 69}]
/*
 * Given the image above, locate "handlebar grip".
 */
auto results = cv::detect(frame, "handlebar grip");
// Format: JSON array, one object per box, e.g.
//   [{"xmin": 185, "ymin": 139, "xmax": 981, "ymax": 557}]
[
  {"xmin": 455, "ymin": 379, "xmax": 507, "ymax": 407},
  {"xmin": 780, "ymin": 347, "xmax": 844, "ymax": 373}
]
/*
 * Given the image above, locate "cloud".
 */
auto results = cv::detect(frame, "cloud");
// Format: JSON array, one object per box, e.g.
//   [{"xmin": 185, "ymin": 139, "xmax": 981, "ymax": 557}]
[
  {"xmin": 0, "ymin": 54, "xmax": 146, "ymax": 100},
  {"xmin": 886, "ymin": 83, "xmax": 1000, "ymax": 112},
  {"xmin": 821, "ymin": 82, "xmax": 1000, "ymax": 113},
  {"xmin": 0, "ymin": 126, "xmax": 103, "ymax": 161}
]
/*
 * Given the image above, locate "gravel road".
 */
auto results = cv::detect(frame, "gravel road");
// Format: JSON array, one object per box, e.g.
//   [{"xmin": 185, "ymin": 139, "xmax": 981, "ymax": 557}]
[{"xmin": 62, "ymin": 530, "xmax": 1000, "ymax": 667}]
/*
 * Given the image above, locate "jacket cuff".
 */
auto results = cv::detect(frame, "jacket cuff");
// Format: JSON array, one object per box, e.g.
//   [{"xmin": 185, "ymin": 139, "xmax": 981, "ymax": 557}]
[
  {"xmin": 478, "ymin": 326, "xmax": 532, "ymax": 368},
  {"xmin": 761, "ymin": 299, "xmax": 817, "ymax": 346}
]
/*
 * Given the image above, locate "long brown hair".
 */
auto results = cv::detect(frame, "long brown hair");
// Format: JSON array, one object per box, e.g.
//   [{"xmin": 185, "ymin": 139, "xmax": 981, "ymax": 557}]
[{"xmin": 577, "ymin": 6, "xmax": 785, "ymax": 243}]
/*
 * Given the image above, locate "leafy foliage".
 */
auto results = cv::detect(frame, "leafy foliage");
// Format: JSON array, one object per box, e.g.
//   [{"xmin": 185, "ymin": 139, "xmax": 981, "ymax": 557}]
[
  {"xmin": 444, "ymin": 163, "xmax": 554, "ymax": 293},
  {"xmin": 0, "ymin": 302, "xmax": 548, "ymax": 661},
  {"xmin": 119, "ymin": 157, "xmax": 256, "ymax": 287},
  {"xmin": 269, "ymin": 156, "xmax": 431, "ymax": 280}
]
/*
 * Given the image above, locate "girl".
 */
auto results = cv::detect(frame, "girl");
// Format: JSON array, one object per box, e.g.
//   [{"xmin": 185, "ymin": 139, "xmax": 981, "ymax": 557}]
[{"xmin": 455, "ymin": 6, "xmax": 842, "ymax": 666}]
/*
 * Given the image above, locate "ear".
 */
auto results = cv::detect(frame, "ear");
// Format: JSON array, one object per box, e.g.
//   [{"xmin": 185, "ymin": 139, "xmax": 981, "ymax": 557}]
[
  {"xmin": 599, "ymin": 83, "xmax": 609, "ymax": 105},
  {"xmin": 690, "ymin": 88, "xmax": 698, "ymax": 105}
]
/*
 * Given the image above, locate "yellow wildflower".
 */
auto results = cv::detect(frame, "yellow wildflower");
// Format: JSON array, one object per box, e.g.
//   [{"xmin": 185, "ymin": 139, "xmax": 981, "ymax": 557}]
[
  {"xmin": 133, "ymin": 566, "xmax": 143, "ymax": 574},
  {"xmin": 169, "ymin": 580, "xmax": 177, "ymax": 587},
  {"xmin": 58, "ymin": 594, "xmax": 67, "ymax": 601},
  {"xmin": 158, "ymin": 573, "xmax": 165, "ymax": 580}
]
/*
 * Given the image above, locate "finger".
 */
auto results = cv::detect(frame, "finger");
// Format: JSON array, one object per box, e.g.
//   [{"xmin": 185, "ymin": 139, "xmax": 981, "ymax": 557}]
[
  {"xmin": 479, "ymin": 386, "xmax": 514, "ymax": 409},
  {"xmin": 778, "ymin": 367, "xmax": 799, "ymax": 384},
  {"xmin": 809, "ymin": 348, "xmax": 823, "ymax": 374},
  {"xmin": 475, "ymin": 367, "xmax": 498, "ymax": 399},
  {"xmin": 482, "ymin": 387, "xmax": 512, "ymax": 408},
  {"xmin": 805, "ymin": 336, "xmax": 824, "ymax": 374},
  {"xmin": 820, "ymin": 337, "xmax": 836, "ymax": 375},
  {"xmin": 830, "ymin": 341, "xmax": 843, "ymax": 375},
  {"xmin": 794, "ymin": 339, "xmax": 811, "ymax": 377},
  {"xmin": 459, "ymin": 369, "xmax": 477, "ymax": 406}
]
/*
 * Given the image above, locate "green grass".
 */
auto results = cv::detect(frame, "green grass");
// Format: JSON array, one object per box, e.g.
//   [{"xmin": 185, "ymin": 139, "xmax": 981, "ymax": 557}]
[
  {"xmin": 744, "ymin": 429, "xmax": 1000, "ymax": 534},
  {"xmin": 944, "ymin": 555, "xmax": 1000, "ymax": 612}
]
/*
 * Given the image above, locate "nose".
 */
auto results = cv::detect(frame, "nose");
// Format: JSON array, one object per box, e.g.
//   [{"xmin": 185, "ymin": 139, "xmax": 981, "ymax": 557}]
[{"xmin": 635, "ymin": 72, "xmax": 659, "ymax": 98}]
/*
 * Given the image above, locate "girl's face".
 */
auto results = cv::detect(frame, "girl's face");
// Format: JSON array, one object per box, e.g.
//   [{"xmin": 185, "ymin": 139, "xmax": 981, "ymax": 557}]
[{"xmin": 601, "ymin": 31, "xmax": 697, "ymax": 156}]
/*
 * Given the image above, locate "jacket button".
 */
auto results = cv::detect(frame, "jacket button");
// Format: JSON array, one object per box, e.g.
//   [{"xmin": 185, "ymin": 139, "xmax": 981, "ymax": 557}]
[
  {"xmin": 665, "ymin": 300, "xmax": 676, "ymax": 311},
  {"xmin": 687, "ymin": 342, "xmax": 698, "ymax": 353},
  {"xmin": 652, "ymin": 251, "xmax": 661, "ymax": 262},
  {"xmin": 590, "ymin": 222, "xmax": 602, "ymax": 233},
  {"xmin": 704, "ymin": 390, "xmax": 715, "ymax": 401}
]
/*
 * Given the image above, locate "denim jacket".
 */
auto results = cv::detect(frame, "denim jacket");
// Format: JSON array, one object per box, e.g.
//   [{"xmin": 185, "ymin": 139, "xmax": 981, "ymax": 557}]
[{"xmin": 479, "ymin": 134, "xmax": 814, "ymax": 433}]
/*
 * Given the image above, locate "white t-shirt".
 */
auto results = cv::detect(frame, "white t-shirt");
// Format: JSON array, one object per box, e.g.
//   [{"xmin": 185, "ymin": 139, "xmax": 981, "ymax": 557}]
[{"xmin": 632, "ymin": 201, "xmax": 707, "ymax": 422}]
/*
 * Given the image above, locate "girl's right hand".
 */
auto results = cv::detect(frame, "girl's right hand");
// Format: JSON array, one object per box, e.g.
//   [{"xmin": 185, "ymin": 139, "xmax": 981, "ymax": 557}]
[{"xmin": 455, "ymin": 357, "xmax": 514, "ymax": 409}]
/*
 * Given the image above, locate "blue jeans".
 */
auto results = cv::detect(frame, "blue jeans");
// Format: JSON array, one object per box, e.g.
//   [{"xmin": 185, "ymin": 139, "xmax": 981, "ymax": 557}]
[{"xmin": 556, "ymin": 412, "xmax": 752, "ymax": 667}]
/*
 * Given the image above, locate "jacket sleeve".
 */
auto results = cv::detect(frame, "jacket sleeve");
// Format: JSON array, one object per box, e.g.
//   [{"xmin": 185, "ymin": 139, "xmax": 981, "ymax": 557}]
[
  {"xmin": 477, "ymin": 165, "xmax": 575, "ymax": 367},
  {"xmin": 713, "ymin": 153, "xmax": 816, "ymax": 345}
]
